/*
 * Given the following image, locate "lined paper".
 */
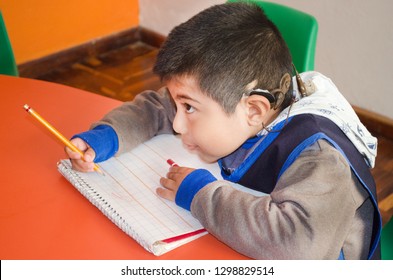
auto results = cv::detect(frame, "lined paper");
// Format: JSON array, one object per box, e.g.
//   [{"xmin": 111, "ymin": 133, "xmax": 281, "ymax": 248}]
[{"xmin": 58, "ymin": 134, "xmax": 221, "ymax": 255}]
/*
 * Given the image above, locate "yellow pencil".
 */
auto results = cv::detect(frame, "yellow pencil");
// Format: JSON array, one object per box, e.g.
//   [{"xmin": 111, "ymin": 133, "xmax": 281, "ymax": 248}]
[{"xmin": 24, "ymin": 104, "xmax": 104, "ymax": 175}]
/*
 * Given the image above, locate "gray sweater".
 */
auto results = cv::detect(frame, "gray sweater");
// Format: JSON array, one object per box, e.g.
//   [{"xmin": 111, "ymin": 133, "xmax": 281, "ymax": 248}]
[{"xmin": 93, "ymin": 87, "xmax": 374, "ymax": 259}]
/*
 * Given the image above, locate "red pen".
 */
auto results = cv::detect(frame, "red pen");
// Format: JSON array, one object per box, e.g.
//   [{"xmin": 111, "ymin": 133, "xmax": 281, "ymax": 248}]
[{"xmin": 166, "ymin": 159, "xmax": 178, "ymax": 167}]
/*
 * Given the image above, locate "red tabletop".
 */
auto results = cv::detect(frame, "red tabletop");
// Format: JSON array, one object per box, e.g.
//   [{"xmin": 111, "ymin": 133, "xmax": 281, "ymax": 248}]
[{"xmin": 0, "ymin": 75, "xmax": 247, "ymax": 260}]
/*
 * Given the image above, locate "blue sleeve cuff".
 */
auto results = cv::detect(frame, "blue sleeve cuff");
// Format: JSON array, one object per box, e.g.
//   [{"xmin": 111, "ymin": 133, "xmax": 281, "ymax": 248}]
[
  {"xmin": 72, "ymin": 125, "xmax": 119, "ymax": 163},
  {"xmin": 175, "ymin": 169, "xmax": 217, "ymax": 211}
]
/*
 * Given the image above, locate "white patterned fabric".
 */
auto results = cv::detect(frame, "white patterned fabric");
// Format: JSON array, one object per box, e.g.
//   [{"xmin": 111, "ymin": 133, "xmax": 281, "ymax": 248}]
[{"xmin": 258, "ymin": 72, "xmax": 377, "ymax": 168}]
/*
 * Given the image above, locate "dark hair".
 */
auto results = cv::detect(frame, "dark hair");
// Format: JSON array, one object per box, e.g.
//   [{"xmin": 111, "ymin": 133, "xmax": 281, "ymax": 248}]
[{"xmin": 153, "ymin": 2, "xmax": 293, "ymax": 114}]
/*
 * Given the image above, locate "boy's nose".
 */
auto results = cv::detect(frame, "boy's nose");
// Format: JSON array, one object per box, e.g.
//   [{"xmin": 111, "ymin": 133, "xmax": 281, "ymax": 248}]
[{"xmin": 172, "ymin": 112, "xmax": 187, "ymax": 134}]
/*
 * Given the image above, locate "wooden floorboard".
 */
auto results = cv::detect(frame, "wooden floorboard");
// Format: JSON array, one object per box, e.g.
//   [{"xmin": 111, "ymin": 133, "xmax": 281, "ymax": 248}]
[
  {"xmin": 36, "ymin": 41, "xmax": 393, "ymax": 226},
  {"xmin": 38, "ymin": 41, "xmax": 163, "ymax": 101}
]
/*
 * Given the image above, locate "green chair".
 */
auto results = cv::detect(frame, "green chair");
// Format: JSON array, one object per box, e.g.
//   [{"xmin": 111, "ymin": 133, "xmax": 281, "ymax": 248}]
[
  {"xmin": 227, "ymin": 0, "xmax": 318, "ymax": 72},
  {"xmin": 0, "ymin": 10, "xmax": 19, "ymax": 76},
  {"xmin": 381, "ymin": 217, "xmax": 393, "ymax": 260}
]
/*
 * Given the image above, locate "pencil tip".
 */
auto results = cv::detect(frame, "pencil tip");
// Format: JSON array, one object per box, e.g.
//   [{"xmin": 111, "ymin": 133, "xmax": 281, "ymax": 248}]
[{"xmin": 96, "ymin": 168, "xmax": 105, "ymax": 176}]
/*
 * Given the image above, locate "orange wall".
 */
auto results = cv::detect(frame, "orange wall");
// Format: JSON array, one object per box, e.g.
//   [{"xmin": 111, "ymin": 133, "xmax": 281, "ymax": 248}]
[{"xmin": 0, "ymin": 0, "xmax": 139, "ymax": 64}]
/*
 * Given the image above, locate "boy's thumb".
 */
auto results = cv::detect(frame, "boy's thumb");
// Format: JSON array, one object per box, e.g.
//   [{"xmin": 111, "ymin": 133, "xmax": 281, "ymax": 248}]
[{"xmin": 83, "ymin": 148, "xmax": 96, "ymax": 162}]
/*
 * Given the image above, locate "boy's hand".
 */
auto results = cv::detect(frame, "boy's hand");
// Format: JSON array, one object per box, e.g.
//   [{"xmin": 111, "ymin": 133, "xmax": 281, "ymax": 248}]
[
  {"xmin": 157, "ymin": 166, "xmax": 195, "ymax": 201},
  {"xmin": 64, "ymin": 138, "xmax": 96, "ymax": 172}
]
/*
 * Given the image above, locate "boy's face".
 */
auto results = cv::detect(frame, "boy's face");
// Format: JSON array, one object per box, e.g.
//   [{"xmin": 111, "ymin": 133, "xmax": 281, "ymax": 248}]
[{"xmin": 167, "ymin": 75, "xmax": 253, "ymax": 163}]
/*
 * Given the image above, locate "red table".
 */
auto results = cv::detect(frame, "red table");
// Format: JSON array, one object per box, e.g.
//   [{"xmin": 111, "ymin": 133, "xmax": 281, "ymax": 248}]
[{"xmin": 0, "ymin": 75, "xmax": 247, "ymax": 260}]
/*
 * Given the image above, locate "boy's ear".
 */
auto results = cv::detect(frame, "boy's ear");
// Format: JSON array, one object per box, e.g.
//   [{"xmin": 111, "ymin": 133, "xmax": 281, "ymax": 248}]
[
  {"xmin": 280, "ymin": 73, "xmax": 291, "ymax": 94},
  {"xmin": 242, "ymin": 94, "xmax": 271, "ymax": 126}
]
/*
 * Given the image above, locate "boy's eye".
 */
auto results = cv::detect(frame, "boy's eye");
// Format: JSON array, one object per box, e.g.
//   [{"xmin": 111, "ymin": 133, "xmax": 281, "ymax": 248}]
[{"xmin": 184, "ymin": 103, "xmax": 195, "ymax": 113}]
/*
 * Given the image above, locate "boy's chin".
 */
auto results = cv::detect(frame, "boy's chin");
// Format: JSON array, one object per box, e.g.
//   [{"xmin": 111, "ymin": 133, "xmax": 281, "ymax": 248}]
[
  {"xmin": 185, "ymin": 145, "xmax": 220, "ymax": 163},
  {"xmin": 197, "ymin": 153, "xmax": 219, "ymax": 164}
]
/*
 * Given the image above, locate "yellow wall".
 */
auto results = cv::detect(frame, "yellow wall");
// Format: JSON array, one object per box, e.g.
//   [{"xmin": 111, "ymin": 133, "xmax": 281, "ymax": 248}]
[{"xmin": 1, "ymin": 0, "xmax": 139, "ymax": 64}]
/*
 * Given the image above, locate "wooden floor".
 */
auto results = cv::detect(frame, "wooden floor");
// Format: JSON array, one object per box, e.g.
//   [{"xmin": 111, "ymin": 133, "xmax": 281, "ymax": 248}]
[
  {"xmin": 37, "ymin": 41, "xmax": 393, "ymax": 226},
  {"xmin": 37, "ymin": 41, "xmax": 163, "ymax": 101}
]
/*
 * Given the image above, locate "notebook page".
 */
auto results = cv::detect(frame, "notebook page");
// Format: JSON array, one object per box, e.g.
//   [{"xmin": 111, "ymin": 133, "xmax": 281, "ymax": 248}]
[{"xmin": 58, "ymin": 134, "xmax": 221, "ymax": 255}]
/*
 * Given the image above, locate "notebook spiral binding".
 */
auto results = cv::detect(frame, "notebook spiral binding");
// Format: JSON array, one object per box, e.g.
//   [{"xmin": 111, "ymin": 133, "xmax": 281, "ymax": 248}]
[{"xmin": 57, "ymin": 160, "xmax": 153, "ymax": 254}]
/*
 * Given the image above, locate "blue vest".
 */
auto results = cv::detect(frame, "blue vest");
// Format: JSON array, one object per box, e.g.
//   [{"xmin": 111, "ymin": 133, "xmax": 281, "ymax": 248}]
[{"xmin": 223, "ymin": 114, "xmax": 381, "ymax": 259}]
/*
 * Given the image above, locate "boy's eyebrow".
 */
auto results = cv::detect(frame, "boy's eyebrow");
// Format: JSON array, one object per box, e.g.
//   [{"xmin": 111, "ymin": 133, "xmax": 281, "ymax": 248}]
[{"xmin": 175, "ymin": 93, "xmax": 201, "ymax": 104}]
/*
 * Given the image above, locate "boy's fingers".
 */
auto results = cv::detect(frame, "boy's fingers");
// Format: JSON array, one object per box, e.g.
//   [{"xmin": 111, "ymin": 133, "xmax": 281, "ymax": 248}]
[
  {"xmin": 65, "ymin": 146, "xmax": 82, "ymax": 159},
  {"xmin": 83, "ymin": 148, "xmax": 96, "ymax": 162},
  {"xmin": 65, "ymin": 138, "xmax": 85, "ymax": 159},
  {"xmin": 69, "ymin": 155, "xmax": 95, "ymax": 172},
  {"xmin": 157, "ymin": 177, "xmax": 178, "ymax": 201},
  {"xmin": 70, "ymin": 137, "xmax": 88, "ymax": 150},
  {"xmin": 64, "ymin": 138, "xmax": 96, "ymax": 173},
  {"xmin": 80, "ymin": 162, "xmax": 95, "ymax": 172},
  {"xmin": 160, "ymin": 177, "xmax": 176, "ymax": 190},
  {"xmin": 65, "ymin": 138, "xmax": 96, "ymax": 162},
  {"xmin": 156, "ymin": 187, "xmax": 176, "ymax": 201}
]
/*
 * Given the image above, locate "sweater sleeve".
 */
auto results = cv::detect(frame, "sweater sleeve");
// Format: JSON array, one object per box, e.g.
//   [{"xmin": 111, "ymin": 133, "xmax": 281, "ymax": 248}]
[
  {"xmin": 91, "ymin": 87, "xmax": 176, "ymax": 155},
  {"xmin": 190, "ymin": 140, "xmax": 369, "ymax": 259},
  {"xmin": 175, "ymin": 169, "xmax": 217, "ymax": 211},
  {"xmin": 72, "ymin": 125, "xmax": 118, "ymax": 162}
]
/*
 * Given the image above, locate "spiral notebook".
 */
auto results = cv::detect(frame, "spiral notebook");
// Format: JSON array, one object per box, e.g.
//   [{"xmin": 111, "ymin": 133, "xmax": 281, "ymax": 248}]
[{"xmin": 57, "ymin": 134, "xmax": 221, "ymax": 256}]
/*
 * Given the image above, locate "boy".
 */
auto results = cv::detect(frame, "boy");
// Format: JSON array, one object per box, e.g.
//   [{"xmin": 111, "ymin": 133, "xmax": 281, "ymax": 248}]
[{"xmin": 66, "ymin": 3, "xmax": 381, "ymax": 259}]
